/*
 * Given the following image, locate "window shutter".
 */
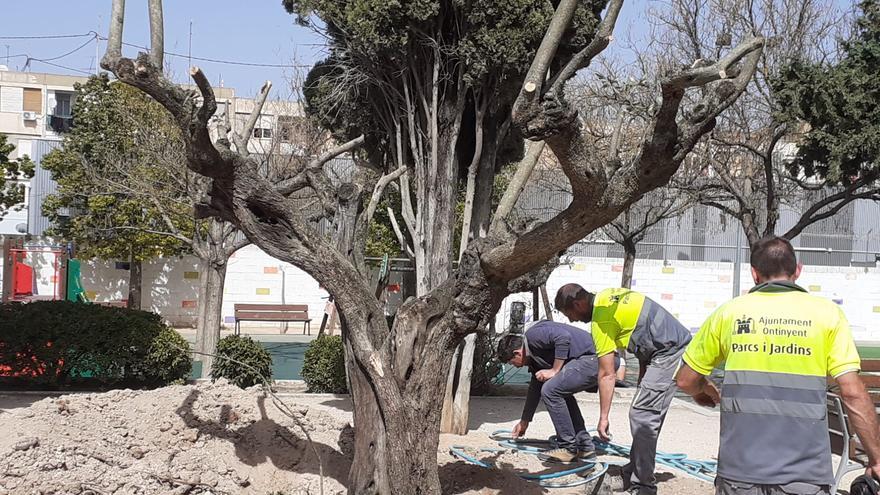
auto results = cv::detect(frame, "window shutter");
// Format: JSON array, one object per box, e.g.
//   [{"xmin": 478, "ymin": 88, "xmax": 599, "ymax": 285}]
[{"xmin": 23, "ymin": 88, "xmax": 42, "ymax": 113}]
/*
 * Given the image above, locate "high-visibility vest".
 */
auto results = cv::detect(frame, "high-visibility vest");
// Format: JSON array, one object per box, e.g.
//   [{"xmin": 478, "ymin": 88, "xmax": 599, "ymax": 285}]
[{"xmin": 684, "ymin": 281, "xmax": 861, "ymax": 485}]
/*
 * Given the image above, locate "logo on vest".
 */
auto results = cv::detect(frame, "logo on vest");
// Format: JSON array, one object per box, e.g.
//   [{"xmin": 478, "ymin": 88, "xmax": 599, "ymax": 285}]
[{"xmin": 735, "ymin": 316, "xmax": 755, "ymax": 335}]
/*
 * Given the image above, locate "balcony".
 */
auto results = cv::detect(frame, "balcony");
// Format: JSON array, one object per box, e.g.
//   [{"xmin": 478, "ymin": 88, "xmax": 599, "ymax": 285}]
[{"xmin": 47, "ymin": 115, "xmax": 72, "ymax": 133}]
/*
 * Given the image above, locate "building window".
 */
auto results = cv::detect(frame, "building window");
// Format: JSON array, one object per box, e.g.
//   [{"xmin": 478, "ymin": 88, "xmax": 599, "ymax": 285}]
[
  {"xmin": 253, "ymin": 127, "xmax": 272, "ymax": 139},
  {"xmin": 23, "ymin": 88, "xmax": 42, "ymax": 113},
  {"xmin": 54, "ymin": 93, "xmax": 72, "ymax": 117}
]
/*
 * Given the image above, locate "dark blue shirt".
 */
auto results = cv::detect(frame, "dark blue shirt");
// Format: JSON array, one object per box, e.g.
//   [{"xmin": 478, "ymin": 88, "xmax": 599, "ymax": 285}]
[{"xmin": 525, "ymin": 320, "xmax": 597, "ymax": 372}]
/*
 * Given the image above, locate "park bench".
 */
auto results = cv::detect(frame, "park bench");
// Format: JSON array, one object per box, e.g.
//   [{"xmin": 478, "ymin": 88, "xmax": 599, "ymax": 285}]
[
  {"xmin": 827, "ymin": 358, "xmax": 880, "ymax": 494},
  {"xmin": 233, "ymin": 303, "xmax": 312, "ymax": 335}
]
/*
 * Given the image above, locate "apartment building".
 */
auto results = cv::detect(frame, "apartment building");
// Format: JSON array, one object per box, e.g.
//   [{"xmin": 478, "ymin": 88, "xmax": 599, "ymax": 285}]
[{"xmin": 0, "ymin": 67, "xmax": 306, "ymax": 236}]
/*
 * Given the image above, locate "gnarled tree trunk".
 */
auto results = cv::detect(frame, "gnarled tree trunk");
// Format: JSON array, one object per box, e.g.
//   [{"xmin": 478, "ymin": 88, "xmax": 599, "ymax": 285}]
[
  {"xmin": 195, "ymin": 258, "xmax": 227, "ymax": 376},
  {"xmin": 100, "ymin": 0, "xmax": 764, "ymax": 492},
  {"xmin": 621, "ymin": 238, "xmax": 636, "ymax": 288}
]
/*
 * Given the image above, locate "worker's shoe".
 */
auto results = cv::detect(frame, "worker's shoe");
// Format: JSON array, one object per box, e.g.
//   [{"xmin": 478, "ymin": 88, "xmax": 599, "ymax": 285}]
[
  {"xmin": 537, "ymin": 448, "xmax": 580, "ymax": 463},
  {"xmin": 577, "ymin": 448, "xmax": 597, "ymax": 462}
]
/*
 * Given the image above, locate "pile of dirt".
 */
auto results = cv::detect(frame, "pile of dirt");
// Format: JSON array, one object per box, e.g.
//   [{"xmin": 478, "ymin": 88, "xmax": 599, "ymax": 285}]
[
  {"xmin": 0, "ymin": 382, "xmax": 714, "ymax": 494},
  {"xmin": 0, "ymin": 381, "xmax": 350, "ymax": 494}
]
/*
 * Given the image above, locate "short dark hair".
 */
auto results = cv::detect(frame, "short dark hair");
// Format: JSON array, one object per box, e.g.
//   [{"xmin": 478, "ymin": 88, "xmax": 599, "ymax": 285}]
[
  {"xmin": 750, "ymin": 236, "xmax": 797, "ymax": 278},
  {"xmin": 554, "ymin": 283, "xmax": 592, "ymax": 311},
  {"xmin": 496, "ymin": 334, "xmax": 524, "ymax": 362}
]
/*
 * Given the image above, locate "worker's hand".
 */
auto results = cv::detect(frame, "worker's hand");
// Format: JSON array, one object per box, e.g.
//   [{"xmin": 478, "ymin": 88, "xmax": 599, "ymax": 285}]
[
  {"xmin": 693, "ymin": 392, "xmax": 717, "ymax": 408},
  {"xmin": 596, "ymin": 417, "xmax": 611, "ymax": 441},
  {"xmin": 692, "ymin": 380, "xmax": 720, "ymax": 407},
  {"xmin": 512, "ymin": 420, "xmax": 529, "ymax": 438},
  {"xmin": 536, "ymin": 369, "xmax": 558, "ymax": 382},
  {"xmin": 865, "ymin": 462, "xmax": 880, "ymax": 481}
]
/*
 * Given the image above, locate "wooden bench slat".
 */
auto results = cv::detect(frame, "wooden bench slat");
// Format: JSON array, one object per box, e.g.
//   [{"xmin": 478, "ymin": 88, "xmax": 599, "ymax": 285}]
[
  {"xmin": 234, "ymin": 304, "xmax": 308, "ymax": 312},
  {"xmin": 235, "ymin": 311, "xmax": 310, "ymax": 321},
  {"xmin": 861, "ymin": 359, "xmax": 880, "ymax": 372}
]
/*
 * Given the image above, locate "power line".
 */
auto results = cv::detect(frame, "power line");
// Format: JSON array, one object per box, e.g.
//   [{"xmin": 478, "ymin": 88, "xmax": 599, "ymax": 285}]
[
  {"xmin": 112, "ymin": 38, "xmax": 313, "ymax": 69},
  {"xmin": 4, "ymin": 32, "xmax": 315, "ymax": 71},
  {"xmin": 28, "ymin": 59, "xmax": 93, "ymax": 76},
  {"xmin": 36, "ymin": 35, "xmax": 97, "ymax": 62},
  {"xmin": 0, "ymin": 33, "xmax": 95, "ymax": 40}
]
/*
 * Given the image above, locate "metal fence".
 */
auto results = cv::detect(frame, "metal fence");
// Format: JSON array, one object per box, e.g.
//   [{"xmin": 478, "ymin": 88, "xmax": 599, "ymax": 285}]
[{"xmin": 515, "ymin": 173, "xmax": 880, "ymax": 268}]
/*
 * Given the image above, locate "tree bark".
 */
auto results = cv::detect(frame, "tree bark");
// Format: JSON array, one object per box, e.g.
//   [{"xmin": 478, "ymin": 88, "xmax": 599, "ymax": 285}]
[
  {"xmin": 195, "ymin": 258, "xmax": 227, "ymax": 377},
  {"xmin": 127, "ymin": 259, "xmax": 142, "ymax": 310},
  {"xmin": 621, "ymin": 238, "xmax": 637, "ymax": 289}
]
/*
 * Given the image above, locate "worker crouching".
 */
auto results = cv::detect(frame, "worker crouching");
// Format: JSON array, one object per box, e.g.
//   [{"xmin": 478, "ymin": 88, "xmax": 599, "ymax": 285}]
[{"xmin": 496, "ymin": 320, "xmax": 618, "ymax": 464}]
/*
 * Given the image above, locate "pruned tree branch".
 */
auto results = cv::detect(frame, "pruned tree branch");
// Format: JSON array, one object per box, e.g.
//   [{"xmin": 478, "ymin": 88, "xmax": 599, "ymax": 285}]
[
  {"xmin": 148, "ymin": 0, "xmax": 164, "ymax": 69},
  {"xmin": 489, "ymin": 141, "xmax": 545, "ymax": 235},
  {"xmin": 234, "ymin": 81, "xmax": 273, "ymax": 156},
  {"xmin": 547, "ymin": 0, "xmax": 625, "ymax": 95}
]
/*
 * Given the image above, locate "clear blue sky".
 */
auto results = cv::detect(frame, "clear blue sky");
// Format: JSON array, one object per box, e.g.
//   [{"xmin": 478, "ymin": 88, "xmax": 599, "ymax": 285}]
[
  {"xmin": 0, "ymin": 0, "xmax": 856, "ymax": 98},
  {"xmin": 0, "ymin": 1, "xmax": 325, "ymax": 97}
]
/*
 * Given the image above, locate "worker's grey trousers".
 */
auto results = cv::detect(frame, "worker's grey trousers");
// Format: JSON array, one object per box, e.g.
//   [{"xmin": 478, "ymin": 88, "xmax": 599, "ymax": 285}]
[
  {"xmin": 625, "ymin": 348, "xmax": 686, "ymax": 495},
  {"xmin": 541, "ymin": 354, "xmax": 599, "ymax": 453},
  {"xmin": 715, "ymin": 477, "xmax": 830, "ymax": 495}
]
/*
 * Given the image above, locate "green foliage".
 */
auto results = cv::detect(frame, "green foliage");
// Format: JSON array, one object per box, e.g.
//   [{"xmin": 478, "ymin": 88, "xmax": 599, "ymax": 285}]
[
  {"xmin": 773, "ymin": 0, "xmax": 880, "ymax": 183},
  {"xmin": 42, "ymin": 74, "xmax": 191, "ymax": 261},
  {"xmin": 0, "ymin": 301, "xmax": 191, "ymax": 387},
  {"xmin": 301, "ymin": 335, "xmax": 348, "ymax": 393},
  {"xmin": 146, "ymin": 326, "xmax": 194, "ymax": 385},
  {"xmin": 211, "ymin": 335, "xmax": 274, "ymax": 388},
  {"xmin": 0, "ymin": 133, "xmax": 35, "ymax": 218},
  {"xmin": 288, "ymin": 0, "xmax": 606, "ymax": 155}
]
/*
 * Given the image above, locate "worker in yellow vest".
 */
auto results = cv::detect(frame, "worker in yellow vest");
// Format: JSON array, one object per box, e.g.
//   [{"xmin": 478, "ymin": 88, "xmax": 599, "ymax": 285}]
[
  {"xmin": 555, "ymin": 283, "xmax": 705, "ymax": 494},
  {"xmin": 677, "ymin": 236, "xmax": 880, "ymax": 494}
]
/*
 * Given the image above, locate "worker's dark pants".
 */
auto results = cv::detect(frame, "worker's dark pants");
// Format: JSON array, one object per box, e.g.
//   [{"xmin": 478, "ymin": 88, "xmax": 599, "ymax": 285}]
[
  {"xmin": 541, "ymin": 354, "xmax": 599, "ymax": 453},
  {"xmin": 624, "ymin": 347, "xmax": 687, "ymax": 495}
]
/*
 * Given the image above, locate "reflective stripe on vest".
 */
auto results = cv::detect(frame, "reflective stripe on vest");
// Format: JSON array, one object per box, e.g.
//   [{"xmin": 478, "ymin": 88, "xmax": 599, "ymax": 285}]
[{"xmin": 719, "ymin": 369, "xmax": 831, "ymax": 485}]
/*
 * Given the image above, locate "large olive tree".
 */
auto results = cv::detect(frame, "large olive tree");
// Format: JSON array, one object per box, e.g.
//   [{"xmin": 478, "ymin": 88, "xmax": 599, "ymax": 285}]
[{"xmin": 101, "ymin": 0, "xmax": 762, "ymax": 492}]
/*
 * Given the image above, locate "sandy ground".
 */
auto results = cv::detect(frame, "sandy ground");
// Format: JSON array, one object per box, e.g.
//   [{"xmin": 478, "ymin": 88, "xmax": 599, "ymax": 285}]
[{"xmin": 0, "ymin": 385, "xmax": 861, "ymax": 494}]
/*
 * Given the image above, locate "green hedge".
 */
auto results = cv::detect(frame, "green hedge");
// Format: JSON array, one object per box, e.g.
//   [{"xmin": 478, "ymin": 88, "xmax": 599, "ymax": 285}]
[
  {"xmin": 0, "ymin": 301, "xmax": 191, "ymax": 387},
  {"xmin": 301, "ymin": 335, "xmax": 348, "ymax": 393},
  {"xmin": 210, "ymin": 335, "xmax": 273, "ymax": 388}
]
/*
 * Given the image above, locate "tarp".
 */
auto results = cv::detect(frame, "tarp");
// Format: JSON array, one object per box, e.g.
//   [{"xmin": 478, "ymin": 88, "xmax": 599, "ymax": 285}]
[{"xmin": 66, "ymin": 259, "xmax": 87, "ymax": 302}]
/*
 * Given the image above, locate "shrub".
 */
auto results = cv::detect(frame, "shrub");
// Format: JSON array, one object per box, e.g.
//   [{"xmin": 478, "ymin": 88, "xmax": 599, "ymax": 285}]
[
  {"xmin": 0, "ymin": 300, "xmax": 191, "ymax": 387},
  {"xmin": 301, "ymin": 335, "xmax": 348, "ymax": 393},
  {"xmin": 145, "ymin": 326, "xmax": 193, "ymax": 385},
  {"xmin": 211, "ymin": 335, "xmax": 273, "ymax": 388}
]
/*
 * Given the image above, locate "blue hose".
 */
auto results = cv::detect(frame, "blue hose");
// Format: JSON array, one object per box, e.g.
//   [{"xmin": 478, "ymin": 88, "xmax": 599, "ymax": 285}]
[
  {"xmin": 480, "ymin": 429, "xmax": 718, "ymax": 484},
  {"xmin": 449, "ymin": 445, "xmax": 608, "ymax": 488}
]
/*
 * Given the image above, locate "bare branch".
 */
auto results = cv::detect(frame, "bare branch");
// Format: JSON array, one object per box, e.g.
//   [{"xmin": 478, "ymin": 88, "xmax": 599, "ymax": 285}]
[
  {"xmin": 515, "ymin": 0, "xmax": 579, "ymax": 108},
  {"xmin": 547, "ymin": 0, "xmax": 625, "ymax": 95},
  {"xmin": 489, "ymin": 141, "xmax": 545, "ymax": 235},
  {"xmin": 96, "ymin": 226, "xmax": 192, "ymax": 245},
  {"xmin": 275, "ymin": 135, "xmax": 365, "ymax": 196},
  {"xmin": 783, "ymin": 179, "xmax": 880, "ymax": 240},
  {"xmin": 235, "ymin": 81, "xmax": 273, "ymax": 156},
  {"xmin": 365, "ymin": 165, "xmax": 408, "ymax": 227},
  {"xmin": 458, "ymin": 103, "xmax": 487, "ymax": 259},
  {"xmin": 105, "ymin": 0, "xmax": 125, "ymax": 63},
  {"xmin": 388, "ymin": 206, "xmax": 415, "ymax": 258},
  {"xmin": 148, "ymin": 0, "xmax": 164, "ymax": 69},
  {"xmin": 398, "ymin": 170, "xmax": 418, "ymax": 242}
]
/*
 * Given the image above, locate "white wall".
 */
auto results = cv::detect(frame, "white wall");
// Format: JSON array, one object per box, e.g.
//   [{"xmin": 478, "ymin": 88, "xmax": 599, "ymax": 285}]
[
  {"xmin": 499, "ymin": 257, "xmax": 880, "ymax": 342},
  {"xmin": 79, "ymin": 245, "xmax": 329, "ymax": 330},
  {"xmin": 68, "ymin": 249, "xmax": 880, "ymax": 342}
]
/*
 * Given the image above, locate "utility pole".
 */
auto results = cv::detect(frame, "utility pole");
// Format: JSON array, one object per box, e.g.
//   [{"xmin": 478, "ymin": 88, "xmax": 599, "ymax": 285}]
[
  {"xmin": 188, "ymin": 21, "xmax": 193, "ymax": 70},
  {"xmin": 732, "ymin": 226, "xmax": 743, "ymax": 298}
]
